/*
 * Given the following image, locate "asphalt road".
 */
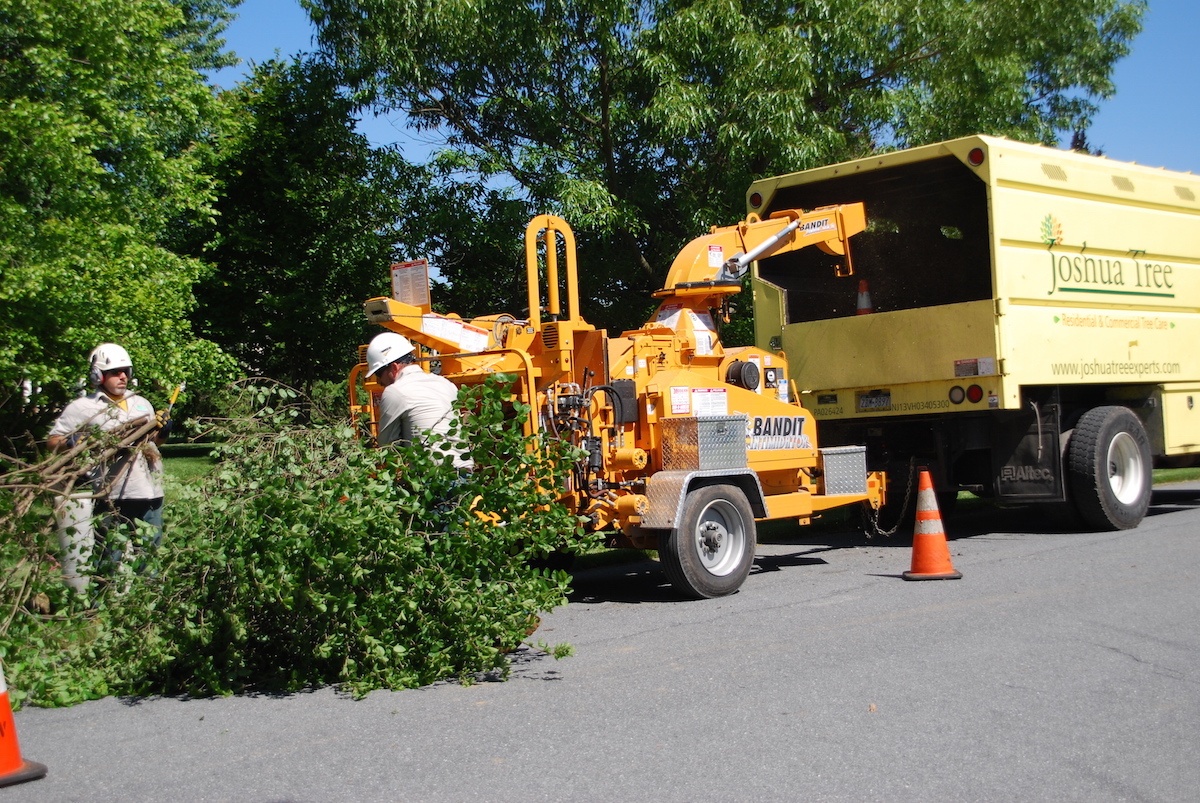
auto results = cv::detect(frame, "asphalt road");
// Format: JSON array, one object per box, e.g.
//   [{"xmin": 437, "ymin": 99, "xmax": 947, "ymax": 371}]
[{"xmin": 8, "ymin": 483, "xmax": 1200, "ymax": 802}]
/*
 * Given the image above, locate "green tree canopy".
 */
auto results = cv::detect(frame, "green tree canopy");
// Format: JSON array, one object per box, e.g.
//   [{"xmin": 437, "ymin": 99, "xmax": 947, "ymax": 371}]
[
  {"xmin": 308, "ymin": 0, "xmax": 1144, "ymax": 331},
  {"xmin": 0, "ymin": 0, "xmax": 239, "ymax": 438},
  {"xmin": 182, "ymin": 57, "xmax": 433, "ymax": 387}
]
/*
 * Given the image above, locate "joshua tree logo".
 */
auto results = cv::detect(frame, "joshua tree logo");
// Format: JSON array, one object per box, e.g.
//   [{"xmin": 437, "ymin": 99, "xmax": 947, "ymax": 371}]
[{"xmin": 1040, "ymin": 214, "xmax": 1063, "ymax": 247}]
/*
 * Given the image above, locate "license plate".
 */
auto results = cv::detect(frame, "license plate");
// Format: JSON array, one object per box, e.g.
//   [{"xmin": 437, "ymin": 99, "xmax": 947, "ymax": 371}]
[{"xmin": 855, "ymin": 390, "xmax": 892, "ymax": 413}]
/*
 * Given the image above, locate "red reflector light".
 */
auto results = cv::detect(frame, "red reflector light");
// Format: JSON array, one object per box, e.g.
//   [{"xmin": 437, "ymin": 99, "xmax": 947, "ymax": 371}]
[
  {"xmin": 967, "ymin": 148, "xmax": 985, "ymax": 167},
  {"xmin": 749, "ymin": 192, "xmax": 763, "ymax": 208},
  {"xmin": 949, "ymin": 386, "xmax": 966, "ymax": 404},
  {"xmin": 966, "ymin": 384, "xmax": 984, "ymax": 403}
]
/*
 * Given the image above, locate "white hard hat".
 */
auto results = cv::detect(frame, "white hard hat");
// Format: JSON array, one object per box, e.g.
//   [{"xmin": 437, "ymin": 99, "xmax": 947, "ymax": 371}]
[
  {"xmin": 365, "ymin": 332, "xmax": 415, "ymax": 378},
  {"xmin": 88, "ymin": 343, "xmax": 133, "ymax": 386}
]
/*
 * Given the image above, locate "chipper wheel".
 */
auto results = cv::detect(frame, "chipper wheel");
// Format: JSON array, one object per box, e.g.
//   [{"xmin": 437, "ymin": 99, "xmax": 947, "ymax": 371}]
[{"xmin": 659, "ymin": 484, "xmax": 756, "ymax": 599}]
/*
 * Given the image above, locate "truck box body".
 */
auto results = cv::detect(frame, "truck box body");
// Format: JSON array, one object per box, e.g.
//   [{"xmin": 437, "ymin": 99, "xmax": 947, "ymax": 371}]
[{"xmin": 749, "ymin": 135, "xmax": 1199, "ymax": 516}]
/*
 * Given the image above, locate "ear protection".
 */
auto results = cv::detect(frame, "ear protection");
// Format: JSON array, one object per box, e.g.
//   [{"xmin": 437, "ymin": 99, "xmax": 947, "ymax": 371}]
[{"xmin": 88, "ymin": 356, "xmax": 103, "ymax": 388}]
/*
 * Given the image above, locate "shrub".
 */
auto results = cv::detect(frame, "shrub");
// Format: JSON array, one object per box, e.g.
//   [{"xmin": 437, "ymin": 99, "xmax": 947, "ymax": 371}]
[{"xmin": 1, "ymin": 376, "xmax": 596, "ymax": 705}]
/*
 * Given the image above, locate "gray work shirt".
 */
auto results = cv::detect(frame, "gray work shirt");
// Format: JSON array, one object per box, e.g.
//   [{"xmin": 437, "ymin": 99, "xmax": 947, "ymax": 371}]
[
  {"xmin": 48, "ymin": 391, "xmax": 164, "ymax": 500},
  {"xmin": 377, "ymin": 364, "xmax": 473, "ymax": 469}
]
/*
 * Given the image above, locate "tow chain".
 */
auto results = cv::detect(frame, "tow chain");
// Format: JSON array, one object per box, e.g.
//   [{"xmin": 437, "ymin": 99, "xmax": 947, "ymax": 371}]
[{"xmin": 860, "ymin": 457, "xmax": 918, "ymax": 539}]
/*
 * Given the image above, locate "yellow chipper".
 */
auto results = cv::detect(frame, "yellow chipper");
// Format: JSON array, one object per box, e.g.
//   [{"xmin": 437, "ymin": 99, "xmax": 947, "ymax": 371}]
[{"xmin": 351, "ymin": 207, "xmax": 885, "ymax": 598}]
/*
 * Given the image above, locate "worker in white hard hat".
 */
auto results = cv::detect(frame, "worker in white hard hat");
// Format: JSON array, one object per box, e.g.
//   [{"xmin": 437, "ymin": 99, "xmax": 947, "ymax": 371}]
[
  {"xmin": 48, "ymin": 343, "xmax": 171, "ymax": 576},
  {"xmin": 366, "ymin": 332, "xmax": 472, "ymax": 470}
]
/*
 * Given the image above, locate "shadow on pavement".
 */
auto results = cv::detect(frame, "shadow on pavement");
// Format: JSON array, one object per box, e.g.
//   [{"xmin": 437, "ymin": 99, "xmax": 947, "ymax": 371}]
[
  {"xmin": 567, "ymin": 556, "xmax": 677, "ymax": 604},
  {"xmin": 751, "ymin": 548, "xmax": 834, "ymax": 576},
  {"xmin": 564, "ymin": 484, "xmax": 1200, "ymax": 603},
  {"xmin": 1149, "ymin": 486, "xmax": 1200, "ymax": 515}
]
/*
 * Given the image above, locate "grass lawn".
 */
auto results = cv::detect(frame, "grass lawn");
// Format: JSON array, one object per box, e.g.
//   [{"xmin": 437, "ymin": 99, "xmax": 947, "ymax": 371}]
[
  {"xmin": 1153, "ymin": 466, "xmax": 1200, "ymax": 485},
  {"xmin": 162, "ymin": 455, "xmax": 213, "ymax": 505}
]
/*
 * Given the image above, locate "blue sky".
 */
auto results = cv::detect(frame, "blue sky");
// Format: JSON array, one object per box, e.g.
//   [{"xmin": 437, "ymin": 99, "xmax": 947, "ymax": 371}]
[{"xmin": 216, "ymin": 0, "xmax": 1199, "ymax": 174}]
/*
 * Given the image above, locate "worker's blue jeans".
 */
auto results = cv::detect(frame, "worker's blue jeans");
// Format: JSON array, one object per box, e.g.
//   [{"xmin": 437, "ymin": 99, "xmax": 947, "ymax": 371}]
[{"xmin": 95, "ymin": 496, "xmax": 163, "ymax": 574}]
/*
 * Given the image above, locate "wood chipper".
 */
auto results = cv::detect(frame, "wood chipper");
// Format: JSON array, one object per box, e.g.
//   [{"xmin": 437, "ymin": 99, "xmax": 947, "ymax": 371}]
[{"xmin": 350, "ymin": 208, "xmax": 885, "ymax": 598}]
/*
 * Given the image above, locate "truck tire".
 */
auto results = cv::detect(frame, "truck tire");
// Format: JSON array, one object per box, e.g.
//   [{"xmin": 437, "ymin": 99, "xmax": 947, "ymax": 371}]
[
  {"xmin": 659, "ymin": 484, "xmax": 756, "ymax": 599},
  {"xmin": 1066, "ymin": 406, "xmax": 1152, "ymax": 531}
]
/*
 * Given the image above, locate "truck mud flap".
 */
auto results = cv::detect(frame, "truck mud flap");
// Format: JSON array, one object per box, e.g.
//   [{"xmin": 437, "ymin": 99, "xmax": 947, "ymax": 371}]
[{"xmin": 991, "ymin": 402, "xmax": 1065, "ymax": 501}]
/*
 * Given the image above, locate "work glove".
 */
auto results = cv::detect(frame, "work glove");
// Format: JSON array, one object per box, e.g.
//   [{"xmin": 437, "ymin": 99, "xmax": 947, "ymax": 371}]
[{"xmin": 155, "ymin": 409, "xmax": 173, "ymax": 437}]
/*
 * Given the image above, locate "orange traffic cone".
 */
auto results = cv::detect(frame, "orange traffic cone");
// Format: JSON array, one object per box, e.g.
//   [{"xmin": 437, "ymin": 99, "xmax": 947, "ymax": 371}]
[
  {"xmin": 902, "ymin": 469, "xmax": 962, "ymax": 581},
  {"xmin": 856, "ymin": 279, "xmax": 873, "ymax": 314},
  {"xmin": 0, "ymin": 665, "xmax": 47, "ymax": 787}
]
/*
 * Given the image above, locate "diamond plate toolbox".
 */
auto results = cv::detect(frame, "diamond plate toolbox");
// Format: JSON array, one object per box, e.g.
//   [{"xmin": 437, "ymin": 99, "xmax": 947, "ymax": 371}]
[
  {"xmin": 661, "ymin": 415, "xmax": 748, "ymax": 471},
  {"xmin": 819, "ymin": 445, "xmax": 867, "ymax": 495}
]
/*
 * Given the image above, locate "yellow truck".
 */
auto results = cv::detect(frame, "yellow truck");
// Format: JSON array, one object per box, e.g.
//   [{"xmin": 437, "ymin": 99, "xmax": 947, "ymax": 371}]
[{"xmin": 749, "ymin": 134, "xmax": 1200, "ymax": 530}]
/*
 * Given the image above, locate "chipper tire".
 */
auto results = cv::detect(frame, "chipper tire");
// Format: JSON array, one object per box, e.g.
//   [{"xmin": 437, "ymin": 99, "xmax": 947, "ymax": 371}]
[{"xmin": 659, "ymin": 484, "xmax": 756, "ymax": 599}]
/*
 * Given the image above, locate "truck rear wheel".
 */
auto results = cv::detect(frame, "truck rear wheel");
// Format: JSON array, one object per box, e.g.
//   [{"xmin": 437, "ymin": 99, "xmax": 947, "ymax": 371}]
[
  {"xmin": 659, "ymin": 484, "xmax": 756, "ymax": 599},
  {"xmin": 1066, "ymin": 406, "xmax": 1152, "ymax": 531}
]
